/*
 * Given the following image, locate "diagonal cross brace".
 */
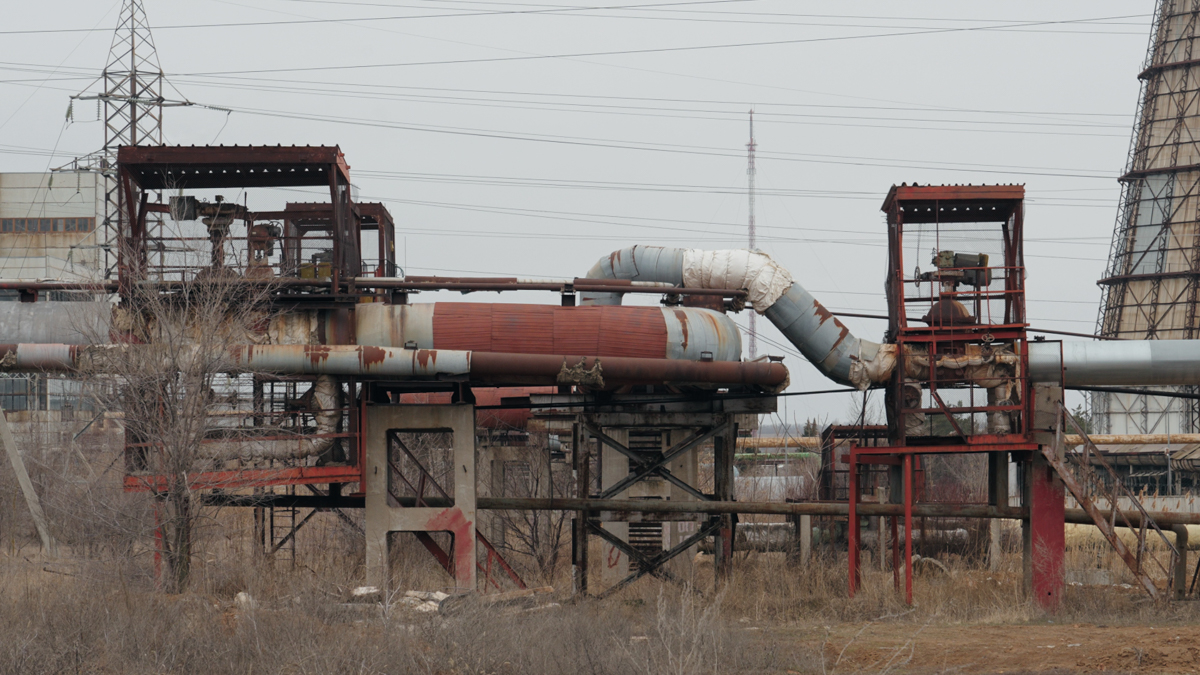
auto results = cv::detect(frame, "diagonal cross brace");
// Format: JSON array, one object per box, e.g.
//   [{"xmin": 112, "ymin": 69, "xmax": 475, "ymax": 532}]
[
  {"xmin": 585, "ymin": 423, "xmax": 713, "ymax": 502},
  {"xmin": 589, "ymin": 518, "xmax": 721, "ymax": 599},
  {"xmin": 600, "ymin": 423, "xmax": 728, "ymax": 499},
  {"xmin": 387, "ymin": 432, "xmax": 527, "ymax": 592},
  {"xmin": 270, "ymin": 508, "xmax": 319, "ymax": 555}
]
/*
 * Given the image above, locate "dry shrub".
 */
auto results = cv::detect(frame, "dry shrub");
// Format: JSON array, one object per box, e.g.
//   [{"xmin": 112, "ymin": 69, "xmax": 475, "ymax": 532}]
[{"xmin": 0, "ymin": 554, "xmax": 782, "ymax": 675}]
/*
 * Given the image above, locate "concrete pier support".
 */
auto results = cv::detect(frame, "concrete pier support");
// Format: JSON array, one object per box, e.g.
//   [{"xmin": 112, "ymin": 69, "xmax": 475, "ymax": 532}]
[{"xmin": 365, "ymin": 404, "xmax": 477, "ymax": 591}]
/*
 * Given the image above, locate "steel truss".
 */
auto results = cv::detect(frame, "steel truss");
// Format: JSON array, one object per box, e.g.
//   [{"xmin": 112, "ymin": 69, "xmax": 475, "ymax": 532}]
[{"xmin": 531, "ymin": 394, "xmax": 770, "ymax": 597}]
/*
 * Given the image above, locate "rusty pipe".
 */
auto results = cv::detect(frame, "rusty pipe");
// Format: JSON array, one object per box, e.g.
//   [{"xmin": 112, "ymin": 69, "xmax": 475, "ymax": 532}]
[
  {"xmin": 468, "ymin": 352, "xmax": 788, "ymax": 388},
  {"xmin": 578, "ymin": 246, "xmax": 883, "ymax": 389},
  {"xmin": 355, "ymin": 303, "xmax": 744, "ymax": 363},
  {"xmin": 0, "ymin": 343, "xmax": 787, "ymax": 388},
  {"xmin": 736, "ymin": 434, "xmax": 1200, "ymax": 449},
  {"xmin": 479, "ymin": 496, "xmax": 1026, "ymax": 519},
  {"xmin": 479, "ymin": 498, "xmax": 1200, "ymax": 528}
]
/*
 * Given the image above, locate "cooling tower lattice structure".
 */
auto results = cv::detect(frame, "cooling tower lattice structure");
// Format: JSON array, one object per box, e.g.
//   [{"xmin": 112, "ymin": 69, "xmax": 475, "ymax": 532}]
[{"xmin": 1095, "ymin": 1, "xmax": 1200, "ymax": 434}]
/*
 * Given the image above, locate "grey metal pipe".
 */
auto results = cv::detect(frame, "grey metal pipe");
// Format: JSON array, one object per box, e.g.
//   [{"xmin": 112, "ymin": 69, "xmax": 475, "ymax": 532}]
[
  {"xmin": 1028, "ymin": 339, "xmax": 1200, "ymax": 386},
  {"xmin": 0, "ymin": 343, "xmax": 788, "ymax": 388},
  {"xmin": 580, "ymin": 246, "xmax": 688, "ymax": 306},
  {"xmin": 763, "ymin": 282, "xmax": 868, "ymax": 387},
  {"xmin": 580, "ymin": 246, "xmax": 880, "ymax": 388},
  {"xmin": 0, "ymin": 343, "xmax": 473, "ymax": 379}
]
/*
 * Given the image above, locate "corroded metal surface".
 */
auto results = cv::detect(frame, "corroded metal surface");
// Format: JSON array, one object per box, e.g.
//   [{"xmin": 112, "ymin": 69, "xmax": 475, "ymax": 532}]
[{"xmin": 357, "ymin": 302, "xmax": 740, "ymax": 362}]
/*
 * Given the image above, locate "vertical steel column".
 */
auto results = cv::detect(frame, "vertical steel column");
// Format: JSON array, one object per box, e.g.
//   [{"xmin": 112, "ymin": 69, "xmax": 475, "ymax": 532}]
[
  {"xmin": 571, "ymin": 422, "xmax": 589, "ymax": 597},
  {"xmin": 891, "ymin": 515, "xmax": 900, "ymax": 591},
  {"xmin": 847, "ymin": 447, "xmax": 860, "ymax": 597},
  {"xmin": 1028, "ymin": 450, "xmax": 1065, "ymax": 610},
  {"xmin": 713, "ymin": 422, "xmax": 735, "ymax": 583},
  {"xmin": 904, "ymin": 452, "xmax": 914, "ymax": 605}
]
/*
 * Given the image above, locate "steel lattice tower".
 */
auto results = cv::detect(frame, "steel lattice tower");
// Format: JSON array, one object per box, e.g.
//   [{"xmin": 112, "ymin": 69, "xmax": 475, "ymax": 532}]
[
  {"xmin": 66, "ymin": 0, "xmax": 167, "ymax": 280},
  {"xmin": 1095, "ymin": 0, "xmax": 1200, "ymax": 434}
]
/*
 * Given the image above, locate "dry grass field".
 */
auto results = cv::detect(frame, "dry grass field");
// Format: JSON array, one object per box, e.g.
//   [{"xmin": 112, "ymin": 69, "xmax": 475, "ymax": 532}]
[
  {"xmin": 5, "ymin": 537, "xmax": 1200, "ymax": 675},
  {"xmin": 4, "ymin": 429, "xmax": 1200, "ymax": 674}
]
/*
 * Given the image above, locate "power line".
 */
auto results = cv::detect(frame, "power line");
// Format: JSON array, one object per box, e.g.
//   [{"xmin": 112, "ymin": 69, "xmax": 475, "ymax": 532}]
[
  {"xmin": 0, "ymin": 0, "xmax": 760, "ymax": 34},
  {"xmin": 165, "ymin": 14, "xmax": 1153, "ymax": 76}
]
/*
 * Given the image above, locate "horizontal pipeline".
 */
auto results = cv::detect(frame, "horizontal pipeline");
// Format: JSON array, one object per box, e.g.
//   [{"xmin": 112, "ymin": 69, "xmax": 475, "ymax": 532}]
[
  {"xmin": 196, "ymin": 494, "xmax": 1200, "ymax": 529},
  {"xmin": 98, "ymin": 277, "xmax": 745, "ymax": 297},
  {"xmin": 469, "ymin": 352, "xmax": 787, "ymax": 388},
  {"xmin": 737, "ymin": 434, "xmax": 1200, "ymax": 449},
  {"xmin": 0, "ymin": 344, "xmax": 788, "ymax": 388},
  {"xmin": 360, "ymin": 277, "xmax": 744, "ymax": 296},
  {"xmin": 478, "ymin": 497, "xmax": 1026, "ymax": 520},
  {"xmin": 483, "ymin": 498, "xmax": 1200, "ymax": 528}
]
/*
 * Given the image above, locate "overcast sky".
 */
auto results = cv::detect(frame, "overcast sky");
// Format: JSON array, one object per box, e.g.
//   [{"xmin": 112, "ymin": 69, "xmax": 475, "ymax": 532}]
[{"xmin": 0, "ymin": 1, "xmax": 1158, "ymax": 425}]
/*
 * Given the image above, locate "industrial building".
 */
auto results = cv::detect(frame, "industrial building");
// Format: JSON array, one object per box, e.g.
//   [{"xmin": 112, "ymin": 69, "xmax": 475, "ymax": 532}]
[
  {"xmin": 0, "ymin": 171, "xmax": 102, "ymax": 284},
  {"xmin": 6, "ymin": 0, "xmax": 1200, "ymax": 618}
]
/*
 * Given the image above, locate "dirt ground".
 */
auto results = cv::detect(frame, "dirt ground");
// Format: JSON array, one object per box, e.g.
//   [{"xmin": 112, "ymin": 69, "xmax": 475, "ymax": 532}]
[{"xmin": 773, "ymin": 622, "xmax": 1200, "ymax": 674}]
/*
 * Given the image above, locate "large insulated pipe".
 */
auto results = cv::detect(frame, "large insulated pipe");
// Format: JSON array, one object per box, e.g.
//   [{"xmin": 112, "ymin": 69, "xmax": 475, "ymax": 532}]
[
  {"xmin": 0, "ymin": 344, "xmax": 788, "ymax": 389},
  {"xmin": 579, "ymin": 246, "xmax": 1200, "ymax": 390},
  {"xmin": 1027, "ymin": 340, "xmax": 1200, "ymax": 386},
  {"xmin": 580, "ymin": 246, "xmax": 879, "ymax": 388},
  {"xmin": 355, "ymin": 302, "xmax": 741, "ymax": 362}
]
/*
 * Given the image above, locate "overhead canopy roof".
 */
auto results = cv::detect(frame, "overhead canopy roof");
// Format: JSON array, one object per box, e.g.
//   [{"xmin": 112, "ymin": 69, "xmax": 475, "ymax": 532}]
[
  {"xmin": 117, "ymin": 145, "xmax": 350, "ymax": 190},
  {"xmin": 881, "ymin": 184, "xmax": 1025, "ymax": 223}
]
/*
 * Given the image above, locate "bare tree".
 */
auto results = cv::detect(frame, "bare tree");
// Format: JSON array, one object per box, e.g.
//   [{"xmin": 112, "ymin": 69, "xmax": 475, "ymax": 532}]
[
  {"xmin": 81, "ymin": 277, "xmax": 278, "ymax": 591},
  {"xmin": 490, "ymin": 434, "xmax": 572, "ymax": 583}
]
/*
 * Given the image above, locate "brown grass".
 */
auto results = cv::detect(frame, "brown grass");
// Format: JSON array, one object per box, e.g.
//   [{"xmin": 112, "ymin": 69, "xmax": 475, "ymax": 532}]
[{"xmin": 5, "ymin": 427, "xmax": 1200, "ymax": 673}]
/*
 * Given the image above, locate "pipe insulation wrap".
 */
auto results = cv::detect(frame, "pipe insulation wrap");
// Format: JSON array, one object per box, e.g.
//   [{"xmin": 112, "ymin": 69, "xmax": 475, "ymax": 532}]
[
  {"xmin": 580, "ymin": 246, "xmax": 687, "ymax": 305},
  {"xmin": 581, "ymin": 245, "xmax": 883, "ymax": 389},
  {"xmin": 1028, "ymin": 340, "xmax": 1200, "ymax": 386},
  {"xmin": 355, "ymin": 302, "xmax": 741, "ymax": 362},
  {"xmin": 680, "ymin": 249, "xmax": 794, "ymax": 311}
]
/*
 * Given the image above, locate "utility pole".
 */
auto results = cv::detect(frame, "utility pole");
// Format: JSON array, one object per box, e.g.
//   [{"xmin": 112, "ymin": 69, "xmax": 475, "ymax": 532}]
[{"xmin": 747, "ymin": 110, "xmax": 758, "ymax": 360}]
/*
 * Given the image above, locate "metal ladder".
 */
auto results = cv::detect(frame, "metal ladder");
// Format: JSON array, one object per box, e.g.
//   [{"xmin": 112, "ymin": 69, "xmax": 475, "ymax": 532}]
[
  {"xmin": 267, "ymin": 485, "xmax": 299, "ymax": 565},
  {"xmin": 1041, "ymin": 402, "xmax": 1178, "ymax": 598}
]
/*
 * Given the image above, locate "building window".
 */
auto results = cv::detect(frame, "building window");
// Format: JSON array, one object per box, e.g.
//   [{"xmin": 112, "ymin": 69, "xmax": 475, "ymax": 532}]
[{"xmin": 0, "ymin": 216, "xmax": 94, "ymax": 234}]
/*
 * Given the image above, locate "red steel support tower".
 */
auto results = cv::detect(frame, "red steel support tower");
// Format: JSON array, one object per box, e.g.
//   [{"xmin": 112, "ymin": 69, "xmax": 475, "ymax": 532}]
[{"xmin": 848, "ymin": 184, "xmax": 1064, "ymax": 608}]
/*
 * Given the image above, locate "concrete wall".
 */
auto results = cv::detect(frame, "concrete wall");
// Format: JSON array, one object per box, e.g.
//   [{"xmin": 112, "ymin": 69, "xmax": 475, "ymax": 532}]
[{"xmin": 0, "ymin": 172, "xmax": 103, "ymax": 281}]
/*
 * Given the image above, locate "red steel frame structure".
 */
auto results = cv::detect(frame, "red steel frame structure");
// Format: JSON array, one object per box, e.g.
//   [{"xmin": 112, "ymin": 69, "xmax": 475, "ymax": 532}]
[
  {"xmin": 849, "ymin": 185, "xmax": 1045, "ymax": 605},
  {"xmin": 115, "ymin": 146, "xmax": 383, "ymax": 497}
]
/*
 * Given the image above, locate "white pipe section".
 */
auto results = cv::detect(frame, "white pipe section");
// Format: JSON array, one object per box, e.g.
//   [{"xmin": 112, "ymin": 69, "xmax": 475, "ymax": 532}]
[
  {"xmin": 227, "ymin": 345, "xmax": 472, "ymax": 379},
  {"xmin": 581, "ymin": 246, "xmax": 882, "ymax": 388},
  {"xmin": 581, "ymin": 246, "xmax": 1200, "ymax": 391},
  {"xmin": 1028, "ymin": 340, "xmax": 1200, "ymax": 386}
]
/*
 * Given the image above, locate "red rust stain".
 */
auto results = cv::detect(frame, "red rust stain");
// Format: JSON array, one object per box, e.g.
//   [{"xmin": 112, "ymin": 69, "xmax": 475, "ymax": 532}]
[
  {"xmin": 426, "ymin": 507, "xmax": 475, "ymax": 584},
  {"xmin": 304, "ymin": 345, "xmax": 331, "ymax": 366},
  {"xmin": 415, "ymin": 349, "xmax": 433, "ymax": 368},
  {"xmin": 812, "ymin": 299, "xmax": 835, "ymax": 325},
  {"xmin": 672, "ymin": 309, "xmax": 690, "ymax": 350},
  {"xmin": 830, "ymin": 326, "xmax": 850, "ymax": 352},
  {"xmin": 359, "ymin": 345, "xmax": 387, "ymax": 368}
]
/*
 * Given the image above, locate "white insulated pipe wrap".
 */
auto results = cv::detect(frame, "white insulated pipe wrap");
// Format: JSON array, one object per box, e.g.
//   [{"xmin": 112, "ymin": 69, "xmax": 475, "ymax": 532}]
[{"xmin": 581, "ymin": 245, "xmax": 879, "ymax": 388}]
